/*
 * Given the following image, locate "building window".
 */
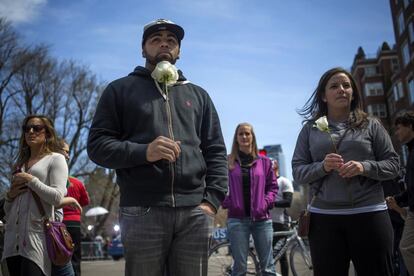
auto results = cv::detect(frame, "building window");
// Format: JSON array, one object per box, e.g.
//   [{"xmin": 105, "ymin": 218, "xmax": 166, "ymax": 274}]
[
  {"xmin": 388, "ymin": 93, "xmax": 396, "ymax": 116},
  {"xmin": 404, "ymin": 0, "xmax": 410, "ymax": 8},
  {"xmin": 402, "ymin": 144, "xmax": 409, "ymax": 166},
  {"xmin": 402, "ymin": 40, "xmax": 410, "ymax": 66},
  {"xmin": 364, "ymin": 66, "xmax": 377, "ymax": 77},
  {"xmin": 399, "ymin": 12, "xmax": 405, "ymax": 35},
  {"xmin": 409, "ymin": 79, "xmax": 414, "ymax": 104},
  {"xmin": 364, "ymin": 82, "xmax": 384, "ymax": 96},
  {"xmin": 409, "ymin": 22, "xmax": 414, "ymax": 42},
  {"xmin": 394, "ymin": 81, "xmax": 404, "ymax": 101},
  {"xmin": 392, "ymin": 58, "xmax": 400, "ymax": 72},
  {"xmin": 367, "ymin": 104, "xmax": 387, "ymax": 118}
]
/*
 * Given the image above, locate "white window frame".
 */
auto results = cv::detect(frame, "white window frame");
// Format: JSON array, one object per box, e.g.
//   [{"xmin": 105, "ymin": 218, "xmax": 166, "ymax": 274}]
[
  {"xmin": 367, "ymin": 104, "xmax": 387, "ymax": 118},
  {"xmin": 364, "ymin": 82, "xmax": 384, "ymax": 97},
  {"xmin": 402, "ymin": 40, "xmax": 410, "ymax": 66},
  {"xmin": 394, "ymin": 81, "xmax": 404, "ymax": 101},
  {"xmin": 409, "ymin": 79, "xmax": 414, "ymax": 104},
  {"xmin": 392, "ymin": 58, "xmax": 400, "ymax": 72},
  {"xmin": 409, "ymin": 22, "xmax": 414, "ymax": 42},
  {"xmin": 388, "ymin": 92, "xmax": 395, "ymax": 116},
  {"xmin": 399, "ymin": 82, "xmax": 404, "ymax": 98},
  {"xmin": 399, "ymin": 12, "xmax": 405, "ymax": 35},
  {"xmin": 404, "ymin": 0, "xmax": 410, "ymax": 8},
  {"xmin": 364, "ymin": 66, "xmax": 376, "ymax": 77}
]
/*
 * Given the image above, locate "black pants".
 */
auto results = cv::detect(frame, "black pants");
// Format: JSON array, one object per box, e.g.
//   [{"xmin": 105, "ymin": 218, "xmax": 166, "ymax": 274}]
[
  {"xmin": 272, "ymin": 222, "xmax": 289, "ymax": 276},
  {"xmin": 309, "ymin": 211, "xmax": 394, "ymax": 276},
  {"xmin": 64, "ymin": 221, "xmax": 82, "ymax": 276},
  {"xmin": 6, "ymin": 255, "xmax": 45, "ymax": 276}
]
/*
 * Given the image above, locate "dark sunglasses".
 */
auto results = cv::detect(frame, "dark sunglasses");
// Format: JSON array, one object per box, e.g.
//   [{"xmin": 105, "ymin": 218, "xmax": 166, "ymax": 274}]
[{"xmin": 23, "ymin": 124, "xmax": 46, "ymax": 133}]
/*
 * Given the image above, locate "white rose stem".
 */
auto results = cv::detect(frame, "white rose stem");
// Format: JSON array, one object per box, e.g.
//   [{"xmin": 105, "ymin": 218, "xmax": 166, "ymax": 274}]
[
  {"xmin": 306, "ymin": 125, "xmax": 340, "ymax": 215},
  {"xmin": 164, "ymin": 81, "xmax": 175, "ymax": 141},
  {"xmin": 327, "ymin": 130, "xmax": 338, "ymax": 153}
]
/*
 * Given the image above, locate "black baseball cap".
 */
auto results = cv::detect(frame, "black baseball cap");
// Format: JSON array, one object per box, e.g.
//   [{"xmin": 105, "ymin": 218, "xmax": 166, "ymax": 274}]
[{"xmin": 142, "ymin": 19, "xmax": 185, "ymax": 47}]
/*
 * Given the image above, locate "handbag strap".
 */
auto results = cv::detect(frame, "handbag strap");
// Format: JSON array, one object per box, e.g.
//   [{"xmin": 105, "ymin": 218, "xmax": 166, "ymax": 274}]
[
  {"xmin": 31, "ymin": 190, "xmax": 47, "ymax": 219},
  {"xmin": 25, "ymin": 161, "xmax": 47, "ymax": 220}
]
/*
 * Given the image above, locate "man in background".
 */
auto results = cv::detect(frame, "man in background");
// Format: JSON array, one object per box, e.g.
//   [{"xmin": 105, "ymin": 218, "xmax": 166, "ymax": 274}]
[
  {"xmin": 270, "ymin": 160, "xmax": 293, "ymax": 276},
  {"xmin": 60, "ymin": 140, "xmax": 90, "ymax": 276},
  {"xmin": 387, "ymin": 111, "xmax": 414, "ymax": 275}
]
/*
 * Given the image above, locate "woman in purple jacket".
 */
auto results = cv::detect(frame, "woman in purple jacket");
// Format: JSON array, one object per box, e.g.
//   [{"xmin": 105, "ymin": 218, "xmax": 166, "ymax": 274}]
[{"xmin": 222, "ymin": 122, "xmax": 278, "ymax": 276}]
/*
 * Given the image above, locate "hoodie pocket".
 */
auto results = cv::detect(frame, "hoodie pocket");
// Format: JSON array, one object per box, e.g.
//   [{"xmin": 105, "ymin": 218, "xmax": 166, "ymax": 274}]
[{"xmin": 178, "ymin": 145, "xmax": 207, "ymax": 189}]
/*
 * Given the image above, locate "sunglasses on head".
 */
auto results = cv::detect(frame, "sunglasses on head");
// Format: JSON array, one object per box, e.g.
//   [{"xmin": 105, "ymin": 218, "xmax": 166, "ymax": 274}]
[{"xmin": 23, "ymin": 124, "xmax": 46, "ymax": 133}]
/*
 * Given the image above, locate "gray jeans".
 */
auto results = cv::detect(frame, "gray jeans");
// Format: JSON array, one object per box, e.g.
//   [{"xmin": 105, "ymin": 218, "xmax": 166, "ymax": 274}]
[{"xmin": 119, "ymin": 206, "xmax": 214, "ymax": 276}]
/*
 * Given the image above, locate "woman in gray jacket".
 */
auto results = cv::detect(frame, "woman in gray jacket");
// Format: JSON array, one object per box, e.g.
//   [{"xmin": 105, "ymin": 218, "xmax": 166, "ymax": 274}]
[{"xmin": 292, "ymin": 67, "xmax": 400, "ymax": 276}]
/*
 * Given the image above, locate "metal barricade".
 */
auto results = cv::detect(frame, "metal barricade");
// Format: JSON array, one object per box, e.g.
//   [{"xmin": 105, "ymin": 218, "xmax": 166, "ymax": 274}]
[{"xmin": 81, "ymin": 241, "xmax": 104, "ymax": 260}]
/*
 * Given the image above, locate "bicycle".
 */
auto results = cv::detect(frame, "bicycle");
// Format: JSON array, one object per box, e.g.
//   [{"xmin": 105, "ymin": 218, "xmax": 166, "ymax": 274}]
[
  {"xmin": 208, "ymin": 228, "xmax": 259, "ymax": 275},
  {"xmin": 272, "ymin": 220, "xmax": 313, "ymax": 276},
  {"xmin": 208, "ymin": 221, "xmax": 312, "ymax": 276}
]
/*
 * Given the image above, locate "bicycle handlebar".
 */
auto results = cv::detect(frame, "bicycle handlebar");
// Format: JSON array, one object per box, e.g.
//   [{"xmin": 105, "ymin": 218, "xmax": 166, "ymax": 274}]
[{"xmin": 272, "ymin": 220, "xmax": 299, "ymax": 237}]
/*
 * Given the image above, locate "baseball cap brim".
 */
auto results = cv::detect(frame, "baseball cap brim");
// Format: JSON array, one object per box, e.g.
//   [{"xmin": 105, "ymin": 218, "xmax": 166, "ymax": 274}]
[{"xmin": 142, "ymin": 21, "xmax": 184, "ymax": 46}]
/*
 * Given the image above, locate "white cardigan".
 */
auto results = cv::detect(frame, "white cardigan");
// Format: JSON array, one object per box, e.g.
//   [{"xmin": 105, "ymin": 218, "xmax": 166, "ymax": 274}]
[{"xmin": 2, "ymin": 152, "xmax": 68, "ymax": 276}]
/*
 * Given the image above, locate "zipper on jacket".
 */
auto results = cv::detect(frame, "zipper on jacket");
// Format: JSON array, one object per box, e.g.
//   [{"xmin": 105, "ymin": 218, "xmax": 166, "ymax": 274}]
[{"xmin": 165, "ymin": 89, "xmax": 176, "ymax": 207}]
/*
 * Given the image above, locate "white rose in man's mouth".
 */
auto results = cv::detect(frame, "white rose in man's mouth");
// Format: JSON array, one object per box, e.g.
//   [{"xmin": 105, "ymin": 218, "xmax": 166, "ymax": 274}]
[{"xmin": 151, "ymin": 61, "xmax": 179, "ymax": 86}]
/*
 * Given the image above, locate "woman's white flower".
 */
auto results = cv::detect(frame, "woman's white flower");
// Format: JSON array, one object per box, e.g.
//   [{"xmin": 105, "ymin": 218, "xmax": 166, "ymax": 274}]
[
  {"xmin": 151, "ymin": 61, "xmax": 179, "ymax": 86},
  {"xmin": 314, "ymin": 116, "xmax": 330, "ymax": 132}
]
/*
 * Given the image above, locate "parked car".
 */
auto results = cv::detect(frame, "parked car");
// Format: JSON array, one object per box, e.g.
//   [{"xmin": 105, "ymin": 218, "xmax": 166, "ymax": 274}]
[{"xmin": 108, "ymin": 235, "xmax": 124, "ymax": 260}]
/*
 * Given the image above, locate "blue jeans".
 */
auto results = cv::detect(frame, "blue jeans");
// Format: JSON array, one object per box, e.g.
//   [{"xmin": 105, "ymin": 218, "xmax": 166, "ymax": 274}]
[
  {"xmin": 120, "ymin": 206, "xmax": 214, "ymax": 276},
  {"xmin": 227, "ymin": 218, "xmax": 276, "ymax": 276},
  {"xmin": 52, "ymin": 261, "xmax": 75, "ymax": 276}
]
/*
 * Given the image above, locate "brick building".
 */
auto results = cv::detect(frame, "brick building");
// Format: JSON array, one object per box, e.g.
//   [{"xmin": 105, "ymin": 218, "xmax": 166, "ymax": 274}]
[{"xmin": 350, "ymin": 0, "xmax": 414, "ymax": 162}]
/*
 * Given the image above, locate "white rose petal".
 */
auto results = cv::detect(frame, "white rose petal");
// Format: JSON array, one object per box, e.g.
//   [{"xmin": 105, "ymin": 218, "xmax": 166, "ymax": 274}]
[
  {"xmin": 151, "ymin": 61, "xmax": 179, "ymax": 86},
  {"xmin": 314, "ymin": 116, "xmax": 330, "ymax": 132}
]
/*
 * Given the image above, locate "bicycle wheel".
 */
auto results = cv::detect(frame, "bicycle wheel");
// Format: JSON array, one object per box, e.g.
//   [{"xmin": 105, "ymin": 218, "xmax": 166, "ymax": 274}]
[
  {"xmin": 208, "ymin": 242, "xmax": 259, "ymax": 276},
  {"xmin": 289, "ymin": 242, "xmax": 313, "ymax": 276}
]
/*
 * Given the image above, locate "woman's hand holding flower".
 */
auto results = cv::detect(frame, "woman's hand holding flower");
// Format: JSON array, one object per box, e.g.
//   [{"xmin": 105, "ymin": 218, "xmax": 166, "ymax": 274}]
[
  {"xmin": 323, "ymin": 153, "xmax": 344, "ymax": 172},
  {"xmin": 338, "ymin": 161, "xmax": 364, "ymax": 178}
]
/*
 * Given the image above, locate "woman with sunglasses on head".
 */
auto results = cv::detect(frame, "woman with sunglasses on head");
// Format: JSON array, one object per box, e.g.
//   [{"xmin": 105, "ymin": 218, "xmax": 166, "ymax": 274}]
[
  {"xmin": 2, "ymin": 115, "xmax": 68, "ymax": 276},
  {"xmin": 222, "ymin": 122, "xmax": 278, "ymax": 276},
  {"xmin": 292, "ymin": 68, "xmax": 400, "ymax": 276}
]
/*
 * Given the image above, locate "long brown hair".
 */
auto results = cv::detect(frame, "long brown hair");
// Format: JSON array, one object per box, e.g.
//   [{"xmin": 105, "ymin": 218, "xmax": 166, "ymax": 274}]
[
  {"xmin": 15, "ymin": 114, "xmax": 59, "ymax": 169},
  {"xmin": 228, "ymin": 122, "xmax": 258, "ymax": 170},
  {"xmin": 298, "ymin": 67, "xmax": 368, "ymax": 128}
]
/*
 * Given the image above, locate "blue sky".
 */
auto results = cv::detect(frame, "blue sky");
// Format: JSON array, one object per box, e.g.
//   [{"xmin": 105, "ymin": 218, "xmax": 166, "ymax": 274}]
[{"xmin": 1, "ymin": 0, "xmax": 395, "ymax": 179}]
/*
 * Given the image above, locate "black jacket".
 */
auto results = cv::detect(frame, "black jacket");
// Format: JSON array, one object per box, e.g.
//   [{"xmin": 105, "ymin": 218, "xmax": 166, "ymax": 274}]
[
  {"xmin": 87, "ymin": 66, "xmax": 228, "ymax": 210},
  {"xmin": 395, "ymin": 139, "xmax": 414, "ymax": 211}
]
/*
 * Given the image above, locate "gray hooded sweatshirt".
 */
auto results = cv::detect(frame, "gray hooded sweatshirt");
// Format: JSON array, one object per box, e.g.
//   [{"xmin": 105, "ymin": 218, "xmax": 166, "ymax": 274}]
[{"xmin": 292, "ymin": 117, "xmax": 400, "ymax": 210}]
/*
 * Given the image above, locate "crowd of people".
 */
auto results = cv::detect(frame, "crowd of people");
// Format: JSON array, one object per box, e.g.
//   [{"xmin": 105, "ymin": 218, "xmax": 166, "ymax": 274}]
[{"xmin": 1, "ymin": 18, "xmax": 414, "ymax": 276}]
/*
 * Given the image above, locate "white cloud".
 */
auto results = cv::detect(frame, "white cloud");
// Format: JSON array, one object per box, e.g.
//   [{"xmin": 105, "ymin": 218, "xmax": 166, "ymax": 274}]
[{"xmin": 0, "ymin": 0, "xmax": 47, "ymax": 24}]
